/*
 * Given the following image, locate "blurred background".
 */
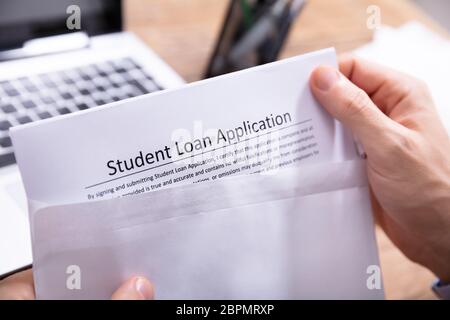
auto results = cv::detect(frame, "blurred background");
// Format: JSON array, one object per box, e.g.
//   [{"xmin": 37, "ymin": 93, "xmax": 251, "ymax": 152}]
[{"xmin": 124, "ymin": 0, "xmax": 450, "ymax": 82}]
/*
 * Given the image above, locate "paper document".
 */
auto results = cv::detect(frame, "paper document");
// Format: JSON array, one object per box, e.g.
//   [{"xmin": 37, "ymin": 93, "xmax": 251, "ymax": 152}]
[
  {"xmin": 11, "ymin": 48, "xmax": 355, "ymax": 206},
  {"xmin": 11, "ymin": 48, "xmax": 383, "ymax": 299}
]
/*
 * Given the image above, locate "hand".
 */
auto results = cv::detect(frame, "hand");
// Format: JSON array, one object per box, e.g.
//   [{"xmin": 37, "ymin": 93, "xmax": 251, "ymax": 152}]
[
  {"xmin": 0, "ymin": 269, "xmax": 34, "ymax": 299},
  {"xmin": 111, "ymin": 276, "xmax": 154, "ymax": 300},
  {"xmin": 310, "ymin": 56, "xmax": 450, "ymax": 283},
  {"xmin": 0, "ymin": 269, "xmax": 154, "ymax": 300}
]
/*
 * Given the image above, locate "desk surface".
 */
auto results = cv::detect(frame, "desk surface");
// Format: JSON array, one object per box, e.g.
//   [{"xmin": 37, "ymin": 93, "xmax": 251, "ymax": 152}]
[{"xmin": 125, "ymin": 0, "xmax": 446, "ymax": 299}]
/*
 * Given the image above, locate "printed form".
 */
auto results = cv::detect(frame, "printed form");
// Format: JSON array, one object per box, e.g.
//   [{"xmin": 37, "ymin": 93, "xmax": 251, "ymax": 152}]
[{"xmin": 11, "ymin": 48, "xmax": 356, "ymax": 206}]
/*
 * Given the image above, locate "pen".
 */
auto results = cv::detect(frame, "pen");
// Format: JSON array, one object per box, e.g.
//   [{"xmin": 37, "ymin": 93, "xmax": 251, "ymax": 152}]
[{"xmin": 229, "ymin": 0, "xmax": 293, "ymax": 64}]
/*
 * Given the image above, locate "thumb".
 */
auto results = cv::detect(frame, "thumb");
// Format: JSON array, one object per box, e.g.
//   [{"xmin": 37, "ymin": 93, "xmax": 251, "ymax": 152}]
[
  {"xmin": 310, "ymin": 65, "xmax": 393, "ymax": 146},
  {"xmin": 111, "ymin": 276, "xmax": 154, "ymax": 300}
]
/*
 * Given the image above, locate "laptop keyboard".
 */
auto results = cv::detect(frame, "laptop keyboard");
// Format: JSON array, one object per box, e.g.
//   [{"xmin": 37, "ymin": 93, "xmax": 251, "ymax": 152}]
[{"xmin": 0, "ymin": 57, "xmax": 163, "ymax": 166}]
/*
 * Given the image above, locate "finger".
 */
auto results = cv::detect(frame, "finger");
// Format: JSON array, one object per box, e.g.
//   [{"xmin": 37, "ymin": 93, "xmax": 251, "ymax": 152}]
[
  {"xmin": 338, "ymin": 55, "xmax": 423, "ymax": 114},
  {"xmin": 310, "ymin": 65, "xmax": 397, "ymax": 147},
  {"xmin": 0, "ymin": 269, "xmax": 35, "ymax": 300},
  {"xmin": 111, "ymin": 276, "xmax": 154, "ymax": 300},
  {"xmin": 339, "ymin": 55, "xmax": 404, "ymax": 95}
]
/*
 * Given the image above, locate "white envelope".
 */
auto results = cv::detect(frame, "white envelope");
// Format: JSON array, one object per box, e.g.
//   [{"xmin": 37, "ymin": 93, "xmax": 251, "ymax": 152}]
[{"xmin": 32, "ymin": 160, "xmax": 383, "ymax": 299}]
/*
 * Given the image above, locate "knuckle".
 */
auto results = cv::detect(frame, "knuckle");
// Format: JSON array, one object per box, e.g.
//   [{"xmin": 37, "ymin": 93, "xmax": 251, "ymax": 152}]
[{"xmin": 342, "ymin": 88, "xmax": 372, "ymax": 120}]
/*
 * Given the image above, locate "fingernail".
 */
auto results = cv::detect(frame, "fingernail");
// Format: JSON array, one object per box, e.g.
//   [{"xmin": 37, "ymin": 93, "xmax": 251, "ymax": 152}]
[
  {"xmin": 313, "ymin": 66, "xmax": 340, "ymax": 91},
  {"xmin": 135, "ymin": 277, "xmax": 153, "ymax": 300}
]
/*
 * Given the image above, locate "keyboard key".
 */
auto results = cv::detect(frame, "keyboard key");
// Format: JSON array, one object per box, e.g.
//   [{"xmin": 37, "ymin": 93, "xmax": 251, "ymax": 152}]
[
  {"xmin": 0, "ymin": 136, "xmax": 12, "ymax": 148},
  {"xmin": 128, "ymin": 69, "xmax": 146, "ymax": 80},
  {"xmin": 98, "ymin": 70, "xmax": 109, "ymax": 77},
  {"xmin": 79, "ymin": 73, "xmax": 91, "ymax": 81},
  {"xmin": 93, "ymin": 77, "xmax": 108, "ymax": 86},
  {"xmin": 41, "ymin": 96, "xmax": 55, "ymax": 104},
  {"xmin": 100, "ymin": 79, "xmax": 114, "ymax": 90},
  {"xmin": 5, "ymin": 88, "xmax": 20, "ymax": 97},
  {"xmin": 94, "ymin": 64, "xmax": 112, "ymax": 77},
  {"xmin": 37, "ymin": 111, "xmax": 52, "ymax": 119},
  {"xmin": 82, "ymin": 66, "xmax": 98, "ymax": 77},
  {"xmin": 57, "ymin": 107, "xmax": 71, "ymax": 115},
  {"xmin": 25, "ymin": 84, "xmax": 39, "ymax": 93},
  {"xmin": 60, "ymin": 92, "xmax": 74, "ymax": 100},
  {"xmin": 76, "ymin": 103, "xmax": 89, "ymax": 110},
  {"xmin": 1, "ymin": 104, "xmax": 16, "ymax": 113},
  {"xmin": 128, "ymin": 80, "xmax": 149, "ymax": 94},
  {"xmin": 84, "ymin": 101, "xmax": 96, "ymax": 108},
  {"xmin": 94, "ymin": 99, "xmax": 105, "ymax": 106},
  {"xmin": 109, "ymin": 74, "xmax": 125, "ymax": 84},
  {"xmin": 17, "ymin": 115, "xmax": 32, "ymax": 124},
  {"xmin": 63, "ymin": 77, "xmax": 75, "ymax": 85},
  {"xmin": 144, "ymin": 80, "xmax": 161, "ymax": 92},
  {"xmin": 79, "ymin": 88, "xmax": 91, "ymax": 95},
  {"xmin": 91, "ymin": 91, "xmax": 104, "ymax": 101},
  {"xmin": 22, "ymin": 100, "xmax": 37, "ymax": 109},
  {"xmin": 121, "ymin": 72, "xmax": 136, "ymax": 83},
  {"xmin": 143, "ymin": 73, "xmax": 154, "ymax": 82},
  {"xmin": 0, "ymin": 120, "xmax": 12, "ymax": 131},
  {"xmin": 61, "ymin": 72, "xmax": 75, "ymax": 84},
  {"xmin": 1, "ymin": 81, "xmax": 15, "ymax": 90},
  {"xmin": 39, "ymin": 74, "xmax": 57, "ymax": 88},
  {"xmin": 111, "ymin": 61, "xmax": 128, "ymax": 74},
  {"xmin": 119, "ymin": 58, "xmax": 138, "ymax": 70},
  {"xmin": 19, "ymin": 77, "xmax": 39, "ymax": 92}
]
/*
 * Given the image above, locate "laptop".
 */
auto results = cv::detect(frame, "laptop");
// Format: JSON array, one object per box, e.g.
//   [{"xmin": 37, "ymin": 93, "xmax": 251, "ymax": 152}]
[{"xmin": 0, "ymin": 0, "xmax": 184, "ymax": 277}]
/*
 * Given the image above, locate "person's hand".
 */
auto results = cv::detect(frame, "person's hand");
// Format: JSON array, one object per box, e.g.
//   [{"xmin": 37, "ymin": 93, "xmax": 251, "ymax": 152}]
[
  {"xmin": 0, "ymin": 268, "xmax": 154, "ymax": 300},
  {"xmin": 111, "ymin": 276, "xmax": 154, "ymax": 300},
  {"xmin": 310, "ymin": 56, "xmax": 450, "ymax": 283},
  {"xmin": 0, "ymin": 269, "xmax": 34, "ymax": 299}
]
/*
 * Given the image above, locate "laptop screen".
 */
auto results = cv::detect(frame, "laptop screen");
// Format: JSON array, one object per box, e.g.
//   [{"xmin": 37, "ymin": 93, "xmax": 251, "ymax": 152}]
[{"xmin": 0, "ymin": 0, "xmax": 122, "ymax": 51}]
